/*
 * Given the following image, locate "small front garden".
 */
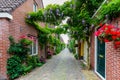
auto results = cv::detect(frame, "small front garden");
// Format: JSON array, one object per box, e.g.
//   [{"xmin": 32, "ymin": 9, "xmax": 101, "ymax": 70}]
[
  {"xmin": 7, "ymin": 36, "xmax": 45, "ymax": 80},
  {"xmin": 7, "ymin": 33, "xmax": 65, "ymax": 80}
]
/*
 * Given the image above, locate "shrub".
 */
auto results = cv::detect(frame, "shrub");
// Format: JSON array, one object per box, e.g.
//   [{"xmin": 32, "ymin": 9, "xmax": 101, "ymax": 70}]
[
  {"xmin": 47, "ymin": 51, "xmax": 52, "ymax": 59},
  {"xmin": 40, "ymin": 56, "xmax": 46, "ymax": 63},
  {"xmin": 7, "ymin": 36, "xmax": 45, "ymax": 79},
  {"xmin": 26, "ymin": 56, "xmax": 40, "ymax": 68},
  {"xmin": 7, "ymin": 56, "xmax": 24, "ymax": 80},
  {"xmin": 8, "ymin": 36, "xmax": 32, "ymax": 61},
  {"xmin": 55, "ymin": 47, "xmax": 61, "ymax": 54},
  {"xmin": 74, "ymin": 53, "xmax": 79, "ymax": 60},
  {"xmin": 36, "ymin": 63, "xmax": 44, "ymax": 67},
  {"xmin": 22, "ymin": 65, "xmax": 33, "ymax": 73},
  {"xmin": 20, "ymin": 35, "xmax": 33, "ymax": 46}
]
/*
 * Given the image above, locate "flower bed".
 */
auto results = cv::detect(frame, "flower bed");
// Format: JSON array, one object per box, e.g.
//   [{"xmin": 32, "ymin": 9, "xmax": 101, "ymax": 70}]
[{"xmin": 7, "ymin": 36, "xmax": 45, "ymax": 80}]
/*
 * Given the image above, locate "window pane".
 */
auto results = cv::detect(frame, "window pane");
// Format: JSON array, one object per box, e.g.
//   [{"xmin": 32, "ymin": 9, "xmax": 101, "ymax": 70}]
[
  {"xmin": 33, "ymin": 3, "xmax": 37, "ymax": 12},
  {"xmin": 33, "ymin": 41, "xmax": 36, "ymax": 54},
  {"xmin": 28, "ymin": 45, "xmax": 32, "ymax": 55}
]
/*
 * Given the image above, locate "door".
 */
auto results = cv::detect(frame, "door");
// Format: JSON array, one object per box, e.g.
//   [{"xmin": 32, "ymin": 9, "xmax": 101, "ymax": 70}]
[{"xmin": 97, "ymin": 38, "xmax": 105, "ymax": 78}]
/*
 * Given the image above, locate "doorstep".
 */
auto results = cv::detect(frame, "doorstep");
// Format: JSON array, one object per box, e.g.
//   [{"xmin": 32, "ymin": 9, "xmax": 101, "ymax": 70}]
[{"xmin": 82, "ymin": 70, "xmax": 101, "ymax": 80}]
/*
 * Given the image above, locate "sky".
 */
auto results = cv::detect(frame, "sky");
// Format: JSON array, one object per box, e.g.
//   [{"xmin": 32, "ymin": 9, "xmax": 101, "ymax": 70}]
[
  {"xmin": 43, "ymin": 0, "xmax": 68, "ymax": 7},
  {"xmin": 42, "ymin": 0, "xmax": 69, "ymax": 44}
]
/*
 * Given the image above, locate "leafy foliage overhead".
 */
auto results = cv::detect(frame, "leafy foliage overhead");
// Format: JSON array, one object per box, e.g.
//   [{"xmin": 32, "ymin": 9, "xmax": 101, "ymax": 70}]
[
  {"xmin": 94, "ymin": 0, "xmax": 120, "ymax": 24},
  {"xmin": 26, "ymin": 0, "xmax": 103, "ymax": 40}
]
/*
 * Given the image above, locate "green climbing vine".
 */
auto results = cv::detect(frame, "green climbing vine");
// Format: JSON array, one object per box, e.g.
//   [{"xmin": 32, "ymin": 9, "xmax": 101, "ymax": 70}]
[
  {"xmin": 26, "ymin": 0, "xmax": 104, "ymax": 69},
  {"xmin": 26, "ymin": 17, "xmax": 65, "ymax": 49},
  {"xmin": 94, "ymin": 0, "xmax": 120, "ymax": 25}
]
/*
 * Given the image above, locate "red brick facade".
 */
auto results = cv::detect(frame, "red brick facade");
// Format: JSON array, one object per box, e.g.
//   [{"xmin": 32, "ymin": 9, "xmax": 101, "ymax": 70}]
[
  {"xmin": 106, "ymin": 42, "xmax": 120, "ymax": 79},
  {"xmin": 10, "ymin": 0, "xmax": 43, "ymax": 40},
  {"xmin": 106, "ymin": 17, "xmax": 120, "ymax": 80},
  {"xmin": 90, "ymin": 17, "xmax": 120, "ymax": 80},
  {"xmin": 0, "ymin": 0, "xmax": 44, "ymax": 79},
  {"xmin": 0, "ymin": 19, "xmax": 9, "ymax": 79},
  {"xmin": 90, "ymin": 30, "xmax": 95, "ymax": 70}
]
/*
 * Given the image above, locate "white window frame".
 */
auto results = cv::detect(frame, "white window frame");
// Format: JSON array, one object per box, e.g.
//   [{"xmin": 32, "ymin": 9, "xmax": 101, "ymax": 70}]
[
  {"xmin": 30, "ymin": 39, "xmax": 38, "ymax": 56},
  {"xmin": 33, "ymin": 2, "xmax": 38, "ymax": 12}
]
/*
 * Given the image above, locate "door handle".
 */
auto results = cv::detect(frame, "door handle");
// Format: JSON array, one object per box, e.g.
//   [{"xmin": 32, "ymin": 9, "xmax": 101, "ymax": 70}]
[{"xmin": 99, "ymin": 55, "xmax": 104, "ymax": 58}]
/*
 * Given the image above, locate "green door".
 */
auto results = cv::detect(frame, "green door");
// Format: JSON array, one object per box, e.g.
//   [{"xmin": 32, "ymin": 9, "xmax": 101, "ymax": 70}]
[{"xmin": 97, "ymin": 38, "xmax": 105, "ymax": 78}]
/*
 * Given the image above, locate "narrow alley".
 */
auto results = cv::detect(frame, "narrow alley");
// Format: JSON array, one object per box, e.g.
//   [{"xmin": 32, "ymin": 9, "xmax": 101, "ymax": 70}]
[
  {"xmin": 17, "ymin": 48, "xmax": 84, "ymax": 80},
  {"xmin": 0, "ymin": 0, "xmax": 120, "ymax": 80}
]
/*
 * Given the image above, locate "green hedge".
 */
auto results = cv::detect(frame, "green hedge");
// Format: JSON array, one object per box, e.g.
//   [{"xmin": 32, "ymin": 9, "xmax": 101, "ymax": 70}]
[
  {"xmin": 7, "ymin": 56, "xmax": 24, "ymax": 80},
  {"xmin": 7, "ymin": 55, "xmax": 45, "ymax": 79},
  {"xmin": 23, "ymin": 65, "xmax": 33, "ymax": 73}
]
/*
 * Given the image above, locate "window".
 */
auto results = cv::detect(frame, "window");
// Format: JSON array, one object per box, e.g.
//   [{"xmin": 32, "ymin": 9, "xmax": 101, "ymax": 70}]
[
  {"xmin": 29, "ymin": 38, "xmax": 38, "ymax": 55},
  {"xmin": 33, "ymin": 2, "xmax": 37, "ymax": 12}
]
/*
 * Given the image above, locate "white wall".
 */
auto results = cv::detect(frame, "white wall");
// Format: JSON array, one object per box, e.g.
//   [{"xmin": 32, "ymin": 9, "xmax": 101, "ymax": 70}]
[{"xmin": 84, "ymin": 41, "xmax": 88, "ymax": 63}]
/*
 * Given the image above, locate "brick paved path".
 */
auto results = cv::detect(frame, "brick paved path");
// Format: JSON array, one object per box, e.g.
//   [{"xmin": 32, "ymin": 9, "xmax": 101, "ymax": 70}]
[{"xmin": 17, "ymin": 48, "xmax": 85, "ymax": 80}]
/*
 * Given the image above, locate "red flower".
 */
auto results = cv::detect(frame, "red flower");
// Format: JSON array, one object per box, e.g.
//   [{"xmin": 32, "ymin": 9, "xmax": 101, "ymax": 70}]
[
  {"xmin": 99, "ymin": 23, "xmax": 103, "ymax": 27},
  {"xmin": 95, "ymin": 24, "xmax": 120, "ymax": 44},
  {"xmin": 117, "ymin": 34, "xmax": 120, "ymax": 37},
  {"xmin": 115, "ymin": 41, "xmax": 120, "ymax": 45},
  {"xmin": 95, "ymin": 31, "xmax": 100, "ymax": 36},
  {"xmin": 104, "ymin": 39, "xmax": 110, "ymax": 42},
  {"xmin": 110, "ymin": 31, "xmax": 117, "ymax": 35},
  {"xmin": 20, "ymin": 35, "xmax": 27, "ymax": 39},
  {"xmin": 105, "ymin": 29, "xmax": 110, "ymax": 34},
  {"xmin": 112, "ymin": 36, "xmax": 117, "ymax": 40}
]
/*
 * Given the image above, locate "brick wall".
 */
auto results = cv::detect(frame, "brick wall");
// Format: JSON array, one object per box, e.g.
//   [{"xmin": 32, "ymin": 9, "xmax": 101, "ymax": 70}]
[
  {"xmin": 0, "ymin": 19, "xmax": 9, "ymax": 79},
  {"xmin": 10, "ymin": 0, "xmax": 38, "ymax": 40},
  {"xmin": 0, "ymin": 0, "xmax": 45, "ymax": 79},
  {"xmin": 106, "ymin": 17, "xmax": 120, "ymax": 80},
  {"xmin": 34, "ymin": 0, "xmax": 44, "ymax": 8},
  {"xmin": 90, "ymin": 30, "xmax": 95, "ymax": 70},
  {"xmin": 106, "ymin": 42, "xmax": 120, "ymax": 80},
  {"xmin": 9, "ymin": 0, "xmax": 45, "ymax": 56}
]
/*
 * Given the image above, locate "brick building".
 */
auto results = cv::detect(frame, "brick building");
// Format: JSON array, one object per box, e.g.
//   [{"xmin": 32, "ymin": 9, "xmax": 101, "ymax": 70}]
[
  {"xmin": 0, "ymin": 0, "xmax": 44, "ymax": 79},
  {"xmin": 90, "ymin": 19, "xmax": 120, "ymax": 80},
  {"xmin": 89, "ymin": 1, "xmax": 120, "ymax": 80}
]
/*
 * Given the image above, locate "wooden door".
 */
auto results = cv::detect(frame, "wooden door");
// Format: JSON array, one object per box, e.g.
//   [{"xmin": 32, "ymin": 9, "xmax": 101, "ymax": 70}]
[{"xmin": 97, "ymin": 38, "xmax": 105, "ymax": 78}]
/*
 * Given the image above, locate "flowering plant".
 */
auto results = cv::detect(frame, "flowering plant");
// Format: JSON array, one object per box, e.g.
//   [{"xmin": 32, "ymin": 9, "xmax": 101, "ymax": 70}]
[
  {"xmin": 20, "ymin": 35, "xmax": 33, "ymax": 46},
  {"xmin": 95, "ymin": 24, "xmax": 120, "ymax": 49}
]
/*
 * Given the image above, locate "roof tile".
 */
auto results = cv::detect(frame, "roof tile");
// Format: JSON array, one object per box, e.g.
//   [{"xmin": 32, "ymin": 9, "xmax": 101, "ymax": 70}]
[{"xmin": 0, "ymin": 0, "xmax": 27, "ymax": 13}]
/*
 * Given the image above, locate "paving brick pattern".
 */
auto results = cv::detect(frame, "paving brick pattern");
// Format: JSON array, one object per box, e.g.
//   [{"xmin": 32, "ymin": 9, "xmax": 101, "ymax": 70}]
[
  {"xmin": 17, "ymin": 48, "xmax": 99, "ymax": 80},
  {"xmin": 17, "ymin": 48, "xmax": 84, "ymax": 80}
]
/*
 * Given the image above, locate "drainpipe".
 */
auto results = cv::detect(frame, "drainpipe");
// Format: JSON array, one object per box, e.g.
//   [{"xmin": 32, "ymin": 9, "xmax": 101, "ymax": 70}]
[{"xmin": 92, "ymin": 0, "xmax": 107, "ymax": 18}]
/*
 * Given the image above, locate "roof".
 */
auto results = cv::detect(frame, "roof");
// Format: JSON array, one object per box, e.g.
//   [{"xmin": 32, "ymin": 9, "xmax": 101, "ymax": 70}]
[{"xmin": 0, "ymin": 0, "xmax": 27, "ymax": 13}]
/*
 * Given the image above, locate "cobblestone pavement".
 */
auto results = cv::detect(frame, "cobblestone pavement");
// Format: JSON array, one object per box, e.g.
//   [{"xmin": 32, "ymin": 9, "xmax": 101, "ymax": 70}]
[{"xmin": 16, "ymin": 48, "xmax": 97, "ymax": 80}]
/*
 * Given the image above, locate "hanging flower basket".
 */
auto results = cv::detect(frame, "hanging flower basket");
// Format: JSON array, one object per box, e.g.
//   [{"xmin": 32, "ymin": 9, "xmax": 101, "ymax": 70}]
[{"xmin": 95, "ymin": 23, "xmax": 120, "ymax": 49}]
